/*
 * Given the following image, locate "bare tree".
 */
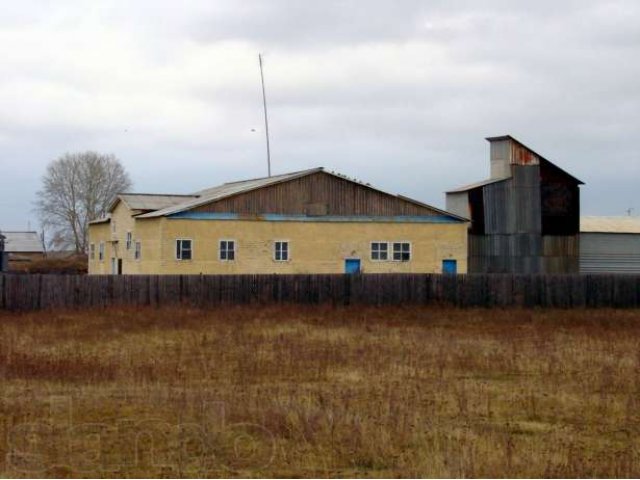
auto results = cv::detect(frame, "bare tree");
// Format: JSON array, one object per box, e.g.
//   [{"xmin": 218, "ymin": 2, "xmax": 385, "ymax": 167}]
[{"xmin": 35, "ymin": 152, "xmax": 132, "ymax": 253}]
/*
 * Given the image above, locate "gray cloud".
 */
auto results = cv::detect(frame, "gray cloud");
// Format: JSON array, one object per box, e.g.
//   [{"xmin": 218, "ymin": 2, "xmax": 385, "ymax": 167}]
[{"xmin": 1, "ymin": 0, "xmax": 639, "ymax": 231}]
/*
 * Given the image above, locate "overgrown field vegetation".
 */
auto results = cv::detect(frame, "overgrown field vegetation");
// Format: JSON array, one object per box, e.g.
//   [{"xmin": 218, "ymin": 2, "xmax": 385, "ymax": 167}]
[{"xmin": 1, "ymin": 305, "xmax": 640, "ymax": 478}]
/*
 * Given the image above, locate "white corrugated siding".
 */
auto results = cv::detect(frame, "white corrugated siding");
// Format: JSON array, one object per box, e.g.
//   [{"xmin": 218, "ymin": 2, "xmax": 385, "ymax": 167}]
[{"xmin": 580, "ymin": 233, "xmax": 640, "ymax": 273}]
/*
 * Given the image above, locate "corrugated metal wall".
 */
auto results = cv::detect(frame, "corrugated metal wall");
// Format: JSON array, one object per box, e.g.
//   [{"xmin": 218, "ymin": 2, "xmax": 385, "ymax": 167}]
[
  {"xmin": 464, "ymin": 137, "xmax": 580, "ymax": 274},
  {"xmin": 580, "ymin": 233, "xmax": 640, "ymax": 273},
  {"xmin": 483, "ymin": 166, "xmax": 541, "ymax": 235},
  {"xmin": 468, "ymin": 164, "xmax": 578, "ymax": 274},
  {"xmin": 469, "ymin": 234, "xmax": 543, "ymax": 273},
  {"xmin": 471, "ymin": 165, "xmax": 544, "ymax": 273}
]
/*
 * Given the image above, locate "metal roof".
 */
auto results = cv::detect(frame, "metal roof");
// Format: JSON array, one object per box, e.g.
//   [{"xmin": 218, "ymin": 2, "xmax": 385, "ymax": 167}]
[
  {"xmin": 136, "ymin": 168, "xmax": 323, "ymax": 219},
  {"xmin": 112, "ymin": 193, "xmax": 197, "ymax": 213},
  {"xmin": 446, "ymin": 177, "xmax": 510, "ymax": 193},
  {"xmin": 486, "ymin": 135, "xmax": 584, "ymax": 185},
  {"xmin": 0, "ymin": 231, "xmax": 44, "ymax": 252},
  {"xmin": 135, "ymin": 167, "xmax": 466, "ymax": 221},
  {"xmin": 581, "ymin": 216, "xmax": 640, "ymax": 234}
]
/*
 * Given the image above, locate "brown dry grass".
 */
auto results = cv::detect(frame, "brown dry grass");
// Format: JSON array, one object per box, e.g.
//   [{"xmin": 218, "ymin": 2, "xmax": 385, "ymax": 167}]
[
  {"xmin": 16, "ymin": 254, "xmax": 88, "ymax": 274},
  {"xmin": 1, "ymin": 305, "xmax": 640, "ymax": 478}
]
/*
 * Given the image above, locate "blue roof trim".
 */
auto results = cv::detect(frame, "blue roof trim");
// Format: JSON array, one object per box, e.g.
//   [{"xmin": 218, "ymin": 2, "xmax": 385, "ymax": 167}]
[{"xmin": 167, "ymin": 212, "xmax": 464, "ymax": 223}]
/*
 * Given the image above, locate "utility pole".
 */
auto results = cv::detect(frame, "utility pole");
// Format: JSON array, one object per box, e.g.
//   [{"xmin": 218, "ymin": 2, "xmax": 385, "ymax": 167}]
[{"xmin": 258, "ymin": 53, "xmax": 271, "ymax": 177}]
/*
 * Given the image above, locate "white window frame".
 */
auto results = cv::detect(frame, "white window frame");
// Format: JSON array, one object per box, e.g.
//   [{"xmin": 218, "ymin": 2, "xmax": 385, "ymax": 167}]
[
  {"xmin": 274, "ymin": 240, "xmax": 290, "ymax": 262},
  {"xmin": 89, "ymin": 243, "xmax": 95, "ymax": 260},
  {"xmin": 134, "ymin": 241, "xmax": 141, "ymax": 261},
  {"xmin": 370, "ymin": 241, "xmax": 389, "ymax": 261},
  {"xmin": 219, "ymin": 239, "xmax": 236, "ymax": 261},
  {"xmin": 176, "ymin": 238, "xmax": 193, "ymax": 261},
  {"xmin": 392, "ymin": 241, "xmax": 412, "ymax": 262},
  {"xmin": 126, "ymin": 231, "xmax": 132, "ymax": 250},
  {"xmin": 99, "ymin": 242, "xmax": 105, "ymax": 262}
]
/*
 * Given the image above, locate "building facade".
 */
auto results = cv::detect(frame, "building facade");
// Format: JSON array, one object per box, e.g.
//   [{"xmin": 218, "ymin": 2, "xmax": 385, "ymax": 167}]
[
  {"xmin": 580, "ymin": 217, "xmax": 640, "ymax": 273},
  {"xmin": 446, "ymin": 136, "xmax": 583, "ymax": 273},
  {"xmin": 88, "ymin": 168, "xmax": 468, "ymax": 275}
]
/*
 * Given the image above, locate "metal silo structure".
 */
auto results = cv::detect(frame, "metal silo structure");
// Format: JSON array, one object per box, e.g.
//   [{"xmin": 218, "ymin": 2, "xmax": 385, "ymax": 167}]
[{"xmin": 446, "ymin": 135, "xmax": 583, "ymax": 274}]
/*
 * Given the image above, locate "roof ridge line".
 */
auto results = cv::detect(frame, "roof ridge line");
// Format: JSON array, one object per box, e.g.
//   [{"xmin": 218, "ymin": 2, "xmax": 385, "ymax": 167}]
[
  {"xmin": 221, "ymin": 167, "xmax": 323, "ymax": 186},
  {"xmin": 119, "ymin": 193, "xmax": 197, "ymax": 197}
]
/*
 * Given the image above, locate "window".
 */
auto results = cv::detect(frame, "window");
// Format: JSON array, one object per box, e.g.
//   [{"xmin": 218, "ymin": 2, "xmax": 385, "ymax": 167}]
[
  {"xmin": 219, "ymin": 240, "xmax": 235, "ymax": 261},
  {"xmin": 99, "ymin": 242, "xmax": 105, "ymax": 261},
  {"xmin": 371, "ymin": 242, "xmax": 388, "ymax": 261},
  {"xmin": 126, "ymin": 231, "xmax": 132, "ymax": 250},
  {"xmin": 89, "ymin": 243, "xmax": 95, "ymax": 260},
  {"xmin": 392, "ymin": 242, "xmax": 411, "ymax": 262},
  {"xmin": 274, "ymin": 241, "xmax": 289, "ymax": 261},
  {"xmin": 176, "ymin": 239, "xmax": 192, "ymax": 260},
  {"xmin": 135, "ymin": 241, "xmax": 141, "ymax": 261}
]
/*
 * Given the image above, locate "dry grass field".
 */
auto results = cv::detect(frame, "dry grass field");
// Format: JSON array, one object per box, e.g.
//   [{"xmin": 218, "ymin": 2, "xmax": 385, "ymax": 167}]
[{"xmin": 1, "ymin": 305, "xmax": 640, "ymax": 478}]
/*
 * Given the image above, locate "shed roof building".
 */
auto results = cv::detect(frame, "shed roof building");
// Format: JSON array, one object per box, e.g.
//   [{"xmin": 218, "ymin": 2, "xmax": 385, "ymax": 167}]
[
  {"xmin": 0, "ymin": 231, "xmax": 45, "ymax": 272},
  {"xmin": 580, "ymin": 216, "xmax": 640, "ymax": 273},
  {"xmin": 0, "ymin": 231, "xmax": 44, "ymax": 253},
  {"xmin": 446, "ymin": 135, "xmax": 583, "ymax": 273}
]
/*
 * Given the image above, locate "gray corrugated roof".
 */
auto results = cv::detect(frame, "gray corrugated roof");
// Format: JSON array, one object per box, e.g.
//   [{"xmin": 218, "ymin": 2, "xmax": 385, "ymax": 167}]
[
  {"xmin": 115, "ymin": 193, "xmax": 198, "ymax": 212},
  {"xmin": 128, "ymin": 167, "xmax": 466, "ymax": 221},
  {"xmin": 137, "ymin": 168, "xmax": 324, "ymax": 218},
  {"xmin": 581, "ymin": 216, "xmax": 640, "ymax": 234},
  {"xmin": 1, "ymin": 231, "xmax": 44, "ymax": 252},
  {"xmin": 446, "ymin": 177, "xmax": 510, "ymax": 193}
]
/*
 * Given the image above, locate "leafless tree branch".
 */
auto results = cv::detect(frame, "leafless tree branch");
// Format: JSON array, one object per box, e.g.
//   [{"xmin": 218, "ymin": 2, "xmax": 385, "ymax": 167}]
[{"xmin": 34, "ymin": 152, "xmax": 132, "ymax": 253}]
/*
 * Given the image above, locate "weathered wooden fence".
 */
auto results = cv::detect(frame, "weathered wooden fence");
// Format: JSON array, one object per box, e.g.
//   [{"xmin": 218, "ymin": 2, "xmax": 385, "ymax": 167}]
[{"xmin": 1, "ymin": 273, "xmax": 640, "ymax": 311}]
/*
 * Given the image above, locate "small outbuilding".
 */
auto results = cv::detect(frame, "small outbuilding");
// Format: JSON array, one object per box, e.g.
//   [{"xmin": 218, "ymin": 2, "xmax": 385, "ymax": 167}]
[
  {"xmin": 580, "ymin": 216, "xmax": 640, "ymax": 273},
  {"xmin": 0, "ymin": 231, "xmax": 45, "ymax": 271}
]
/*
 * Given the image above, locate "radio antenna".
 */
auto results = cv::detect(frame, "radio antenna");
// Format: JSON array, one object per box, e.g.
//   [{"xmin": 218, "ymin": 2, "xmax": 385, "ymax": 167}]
[{"xmin": 258, "ymin": 53, "xmax": 271, "ymax": 177}]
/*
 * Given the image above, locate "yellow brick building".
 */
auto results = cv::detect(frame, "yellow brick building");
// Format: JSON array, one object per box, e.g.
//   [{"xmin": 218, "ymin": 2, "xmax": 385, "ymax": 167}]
[{"xmin": 88, "ymin": 168, "xmax": 468, "ymax": 275}]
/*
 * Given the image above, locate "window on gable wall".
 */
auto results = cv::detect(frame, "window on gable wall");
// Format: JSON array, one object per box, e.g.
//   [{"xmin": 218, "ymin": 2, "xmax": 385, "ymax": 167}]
[
  {"xmin": 274, "ymin": 241, "xmax": 289, "ymax": 261},
  {"xmin": 126, "ymin": 232, "xmax": 132, "ymax": 250},
  {"xmin": 90, "ymin": 243, "xmax": 95, "ymax": 260},
  {"xmin": 135, "ymin": 241, "xmax": 141, "ymax": 260},
  {"xmin": 371, "ymin": 242, "xmax": 388, "ymax": 261},
  {"xmin": 99, "ymin": 242, "xmax": 105, "ymax": 261},
  {"xmin": 176, "ymin": 239, "xmax": 192, "ymax": 260}
]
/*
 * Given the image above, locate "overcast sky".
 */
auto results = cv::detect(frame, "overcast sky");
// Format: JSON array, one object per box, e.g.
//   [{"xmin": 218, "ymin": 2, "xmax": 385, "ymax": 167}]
[{"xmin": 1, "ymin": 0, "xmax": 639, "ymax": 230}]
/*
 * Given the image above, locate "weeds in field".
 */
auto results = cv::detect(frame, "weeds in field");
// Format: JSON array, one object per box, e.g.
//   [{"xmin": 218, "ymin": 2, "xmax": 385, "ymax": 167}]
[{"xmin": 0, "ymin": 305, "xmax": 640, "ymax": 477}]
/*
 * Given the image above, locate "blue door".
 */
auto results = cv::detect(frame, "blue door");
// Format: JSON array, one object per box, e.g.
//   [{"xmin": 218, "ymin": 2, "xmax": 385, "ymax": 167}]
[
  {"xmin": 345, "ymin": 258, "xmax": 361, "ymax": 274},
  {"xmin": 442, "ymin": 259, "xmax": 457, "ymax": 274}
]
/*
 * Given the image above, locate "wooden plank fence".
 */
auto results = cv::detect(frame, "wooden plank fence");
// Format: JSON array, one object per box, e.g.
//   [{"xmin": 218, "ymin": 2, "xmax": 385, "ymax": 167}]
[{"xmin": 1, "ymin": 273, "xmax": 640, "ymax": 311}]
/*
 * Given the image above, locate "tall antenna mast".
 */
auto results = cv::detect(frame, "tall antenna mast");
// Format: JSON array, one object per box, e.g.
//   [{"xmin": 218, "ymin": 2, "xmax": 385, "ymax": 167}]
[{"xmin": 258, "ymin": 53, "xmax": 271, "ymax": 177}]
